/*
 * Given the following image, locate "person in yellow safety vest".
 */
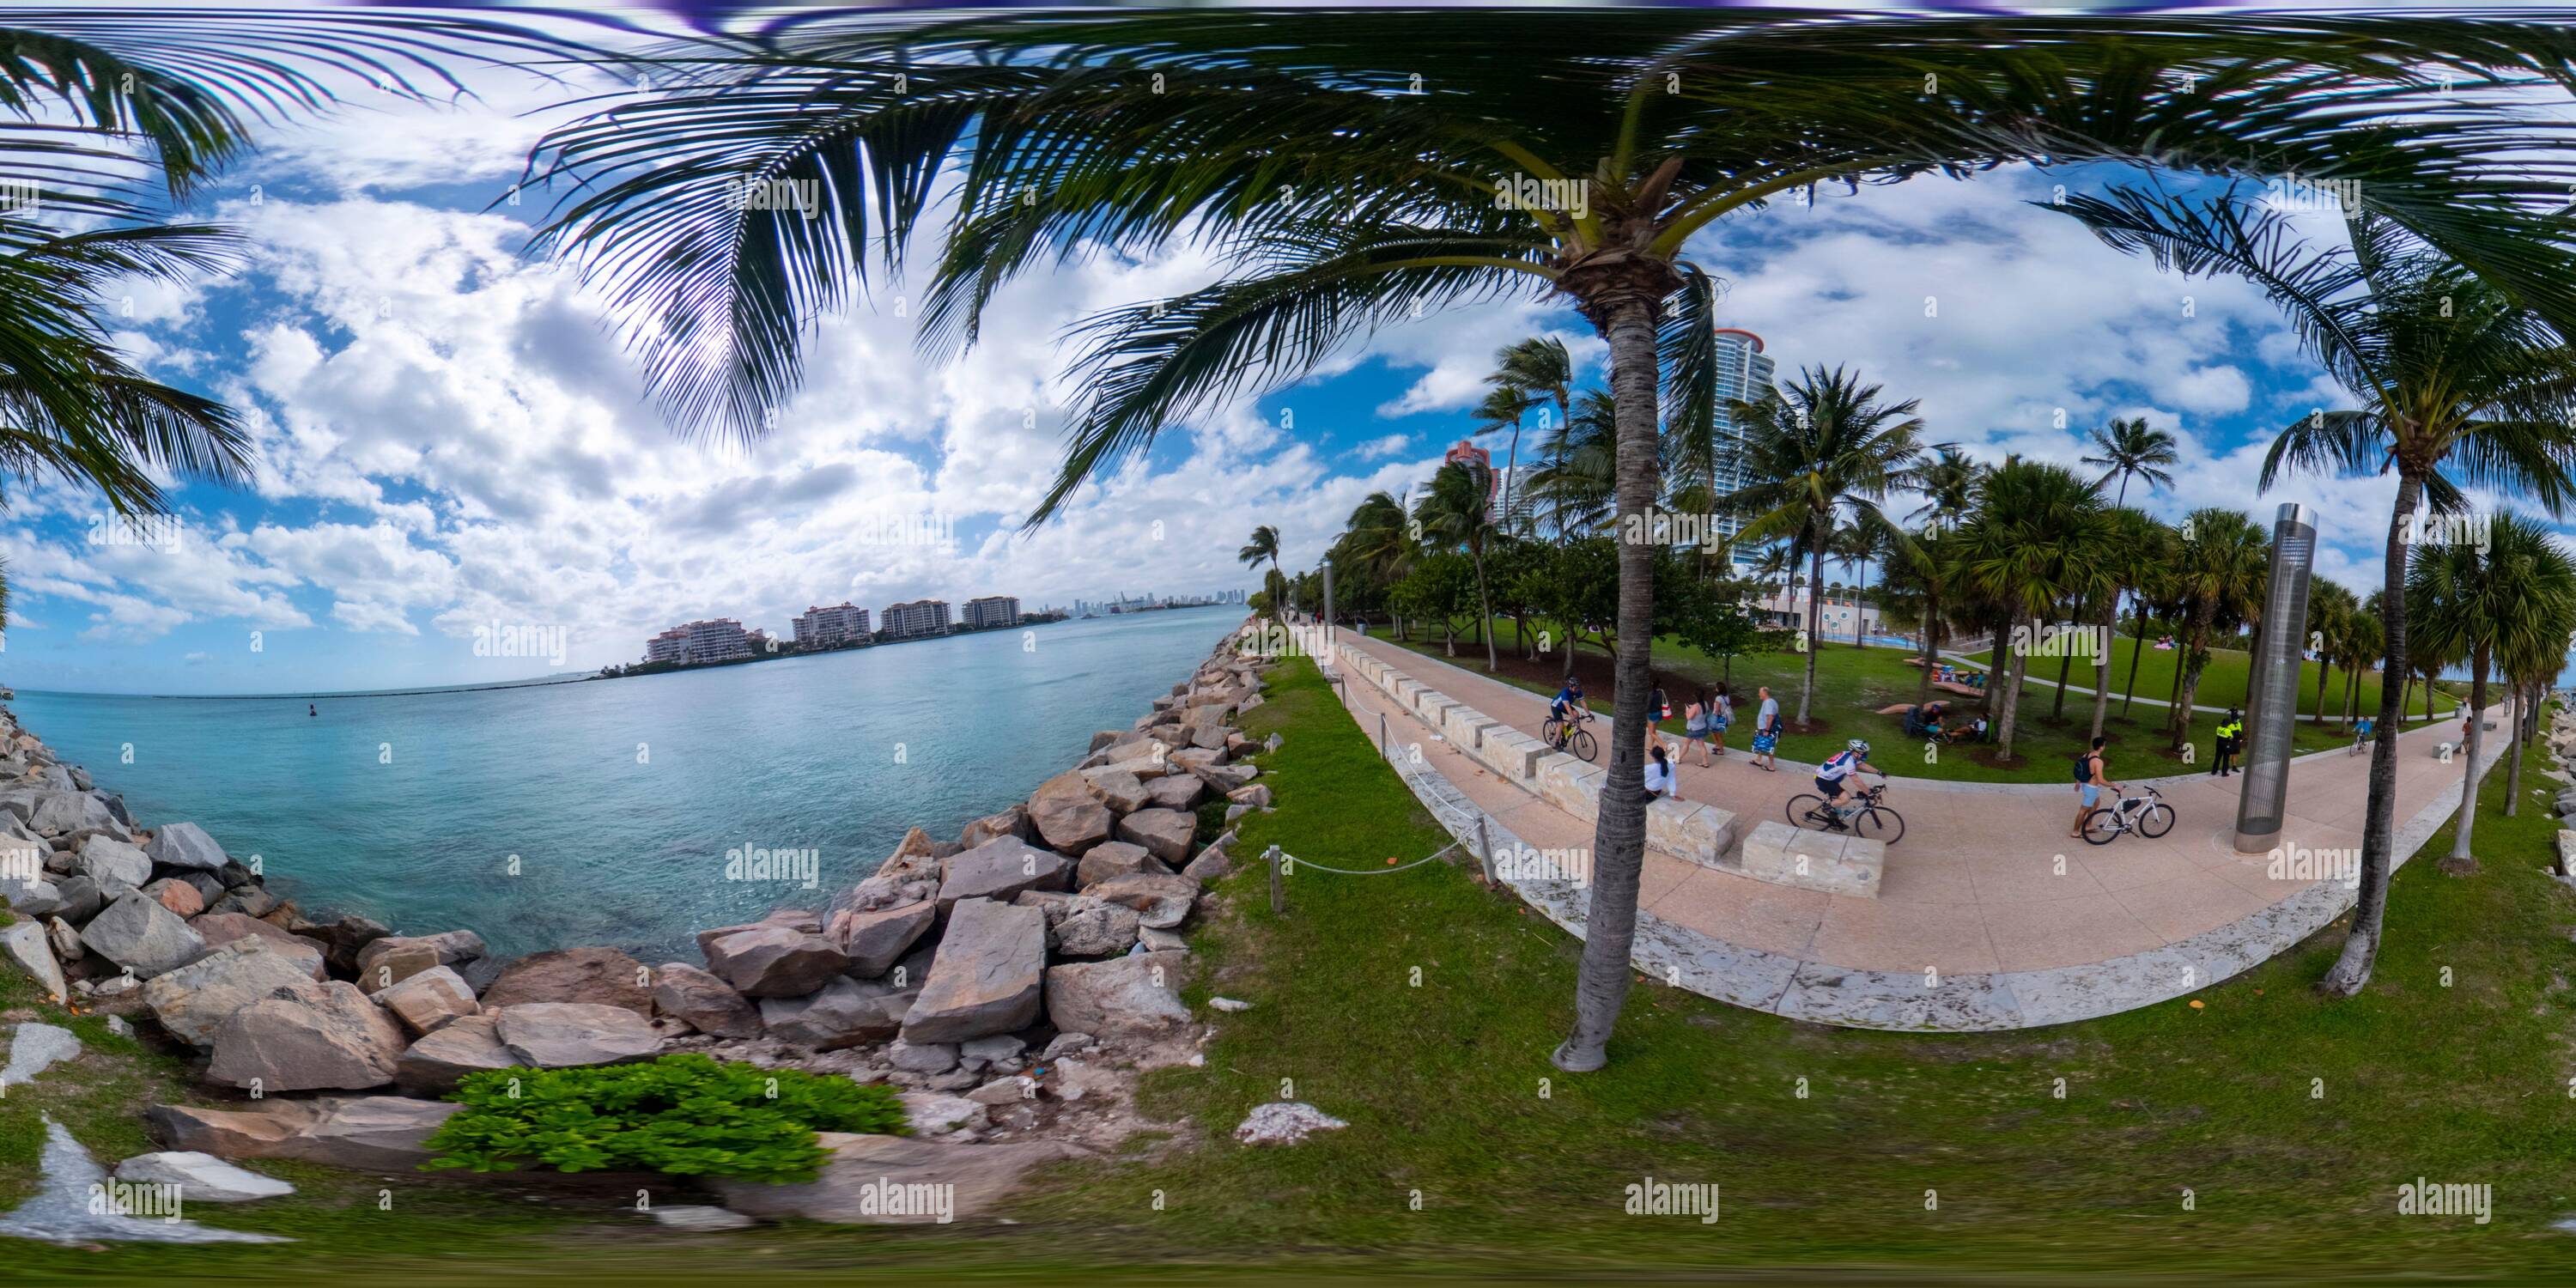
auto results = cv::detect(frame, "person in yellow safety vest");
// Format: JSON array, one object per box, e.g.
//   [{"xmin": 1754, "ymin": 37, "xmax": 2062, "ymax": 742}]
[{"xmin": 2210, "ymin": 708, "xmax": 2244, "ymax": 778}]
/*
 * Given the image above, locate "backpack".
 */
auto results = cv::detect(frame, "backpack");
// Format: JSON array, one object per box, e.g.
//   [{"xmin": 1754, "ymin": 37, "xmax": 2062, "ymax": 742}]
[{"xmin": 2071, "ymin": 752, "xmax": 2094, "ymax": 785}]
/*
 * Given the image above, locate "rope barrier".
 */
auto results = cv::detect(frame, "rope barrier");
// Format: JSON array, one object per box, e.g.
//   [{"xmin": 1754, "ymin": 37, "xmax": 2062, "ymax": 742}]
[{"xmin": 1265, "ymin": 841, "xmax": 1461, "ymax": 877}]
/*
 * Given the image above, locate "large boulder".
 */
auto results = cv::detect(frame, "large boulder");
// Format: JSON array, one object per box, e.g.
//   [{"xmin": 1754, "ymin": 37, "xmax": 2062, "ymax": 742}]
[
  {"xmin": 76, "ymin": 835, "xmax": 153, "ymax": 893},
  {"xmin": 693, "ymin": 908, "xmax": 822, "ymax": 954},
  {"xmin": 702, "ymin": 927, "xmax": 850, "ymax": 998},
  {"xmin": 355, "ymin": 929, "xmax": 485, "ymax": 985},
  {"xmin": 714, "ymin": 1133, "xmax": 1077, "ymax": 1224},
  {"xmin": 1045, "ymin": 951, "xmax": 1194, "ymax": 1038},
  {"xmin": 650, "ymin": 962, "xmax": 762, "ymax": 1038},
  {"xmin": 50, "ymin": 873, "xmax": 102, "ymax": 925},
  {"xmin": 1143, "ymin": 775, "xmax": 1205, "ymax": 811},
  {"xmin": 826, "ymin": 898, "xmax": 935, "ymax": 978},
  {"xmin": 143, "ymin": 821, "xmax": 229, "ymax": 872},
  {"xmin": 393, "ymin": 1013, "xmax": 517, "ymax": 1096},
  {"xmin": 190, "ymin": 914, "xmax": 325, "ymax": 978},
  {"xmin": 377, "ymin": 965, "xmax": 479, "ymax": 1036},
  {"xmin": 957, "ymin": 805, "xmax": 1030, "ymax": 849},
  {"xmin": 112, "ymin": 1151, "xmax": 295, "ymax": 1202},
  {"xmin": 477, "ymin": 945, "xmax": 653, "ymax": 1017},
  {"xmin": 205, "ymin": 980, "xmax": 406, "ymax": 1091},
  {"xmin": 495, "ymin": 1001, "xmax": 661, "ymax": 1068},
  {"xmin": 758, "ymin": 975, "xmax": 913, "ymax": 1050},
  {"xmin": 79, "ymin": 890, "xmax": 208, "ymax": 978},
  {"xmin": 141, "ymin": 877, "xmax": 205, "ymax": 918},
  {"xmin": 1024, "ymin": 772, "xmax": 1114, "ymax": 855},
  {"xmin": 1073, "ymin": 841, "xmax": 1169, "ymax": 889},
  {"xmin": 1014, "ymin": 893, "xmax": 1139, "ymax": 959},
  {"xmin": 142, "ymin": 939, "xmax": 321, "ymax": 1048},
  {"xmin": 149, "ymin": 1097, "xmax": 462, "ymax": 1171},
  {"xmin": 1114, "ymin": 809, "xmax": 1196, "ymax": 866},
  {"xmin": 934, "ymin": 836, "xmax": 1073, "ymax": 910},
  {"xmin": 0, "ymin": 872, "xmax": 65, "ymax": 920},
  {"xmin": 1, "ymin": 918, "xmax": 68, "ymax": 1002},
  {"xmin": 295, "ymin": 913, "xmax": 394, "ymax": 977},
  {"xmin": 1081, "ymin": 871, "xmax": 1203, "ymax": 930},
  {"xmin": 30, "ymin": 792, "xmax": 125, "ymax": 838},
  {"xmin": 1078, "ymin": 769, "xmax": 1150, "ymax": 814},
  {"xmin": 899, "ymin": 897, "xmax": 1045, "ymax": 1045}
]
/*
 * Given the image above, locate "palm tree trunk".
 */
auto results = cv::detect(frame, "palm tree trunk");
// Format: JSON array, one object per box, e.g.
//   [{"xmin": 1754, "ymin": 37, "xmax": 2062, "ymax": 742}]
[
  {"xmin": 2121, "ymin": 594, "xmax": 2149, "ymax": 716},
  {"xmin": 2089, "ymin": 592, "xmax": 2115, "ymax": 740},
  {"xmin": 1994, "ymin": 608, "xmax": 2028, "ymax": 761},
  {"xmin": 1797, "ymin": 533, "xmax": 1825, "ymax": 726},
  {"xmin": 2504, "ymin": 681, "xmax": 2525, "ymax": 818},
  {"xmin": 2440, "ymin": 647, "xmax": 2490, "ymax": 875},
  {"xmin": 1915, "ymin": 592, "xmax": 1944, "ymax": 709},
  {"xmin": 2171, "ymin": 598, "xmax": 2216, "ymax": 754},
  {"xmin": 1470, "ymin": 543, "xmax": 1496, "ymax": 672},
  {"xmin": 1555, "ymin": 292, "xmax": 1661, "ymax": 1074},
  {"xmin": 2320, "ymin": 472, "xmax": 2422, "ymax": 998}
]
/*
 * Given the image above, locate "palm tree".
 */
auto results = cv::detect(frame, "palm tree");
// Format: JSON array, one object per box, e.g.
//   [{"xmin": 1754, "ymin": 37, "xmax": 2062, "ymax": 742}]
[
  {"xmin": 526, "ymin": 10, "xmax": 2576, "ymax": 1070},
  {"xmin": 2306, "ymin": 580, "xmax": 2359, "ymax": 726},
  {"xmin": 1339, "ymin": 492, "xmax": 1416, "ymax": 638},
  {"xmin": 2407, "ymin": 513, "xmax": 2576, "ymax": 873},
  {"xmin": 1949, "ymin": 462, "xmax": 2115, "ymax": 762},
  {"xmin": 1487, "ymin": 337, "xmax": 1573, "ymax": 535},
  {"xmin": 2056, "ymin": 188, "xmax": 2576, "ymax": 993},
  {"xmin": 1720, "ymin": 367, "xmax": 1929, "ymax": 726},
  {"xmin": 1415, "ymin": 459, "xmax": 1503, "ymax": 671},
  {"xmin": 2080, "ymin": 416, "xmax": 2181, "ymax": 507},
  {"xmin": 2088, "ymin": 508, "xmax": 2166, "ymax": 738},
  {"xmin": 1829, "ymin": 523, "xmax": 1888, "ymax": 647},
  {"xmin": 1238, "ymin": 525, "xmax": 1283, "ymax": 580},
  {"xmin": 2160, "ymin": 508, "xmax": 2269, "ymax": 752},
  {"xmin": 1472, "ymin": 383, "xmax": 1538, "ymax": 538},
  {"xmin": 2340, "ymin": 602, "xmax": 2385, "ymax": 733},
  {"xmin": 2500, "ymin": 586, "xmax": 2576, "ymax": 826},
  {"xmin": 1526, "ymin": 390, "xmax": 1622, "ymax": 539}
]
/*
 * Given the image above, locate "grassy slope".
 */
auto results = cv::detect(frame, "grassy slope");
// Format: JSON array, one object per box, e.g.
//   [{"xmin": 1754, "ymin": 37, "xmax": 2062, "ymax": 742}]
[
  {"xmin": 19, "ymin": 659, "xmax": 2572, "ymax": 1283},
  {"xmin": 1388, "ymin": 626, "xmax": 2399, "ymax": 785},
  {"xmin": 1962, "ymin": 631, "xmax": 2460, "ymax": 721}
]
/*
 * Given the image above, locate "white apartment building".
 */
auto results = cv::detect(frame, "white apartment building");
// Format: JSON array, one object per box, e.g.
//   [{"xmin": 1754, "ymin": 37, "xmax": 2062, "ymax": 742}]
[
  {"xmin": 963, "ymin": 595, "xmax": 1020, "ymax": 629},
  {"xmin": 1706, "ymin": 326, "xmax": 1777, "ymax": 566},
  {"xmin": 793, "ymin": 602, "xmax": 872, "ymax": 648},
  {"xmin": 882, "ymin": 598, "xmax": 952, "ymax": 639},
  {"xmin": 643, "ymin": 617, "xmax": 753, "ymax": 665}
]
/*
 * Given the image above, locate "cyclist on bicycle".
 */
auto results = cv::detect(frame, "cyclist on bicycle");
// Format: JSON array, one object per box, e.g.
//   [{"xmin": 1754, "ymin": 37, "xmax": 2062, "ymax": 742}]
[
  {"xmin": 1548, "ymin": 677, "xmax": 1587, "ymax": 748},
  {"xmin": 2352, "ymin": 715, "xmax": 2373, "ymax": 750},
  {"xmin": 1815, "ymin": 739, "xmax": 1881, "ymax": 819}
]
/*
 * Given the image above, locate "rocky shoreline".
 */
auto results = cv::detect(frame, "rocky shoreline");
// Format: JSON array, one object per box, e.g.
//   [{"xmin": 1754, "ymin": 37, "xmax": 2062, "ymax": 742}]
[{"xmin": 0, "ymin": 623, "xmax": 1279, "ymax": 1226}]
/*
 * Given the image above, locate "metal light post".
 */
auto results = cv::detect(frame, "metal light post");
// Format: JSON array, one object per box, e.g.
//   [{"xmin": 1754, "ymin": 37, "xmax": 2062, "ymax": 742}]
[{"xmin": 2234, "ymin": 502, "xmax": 2318, "ymax": 854}]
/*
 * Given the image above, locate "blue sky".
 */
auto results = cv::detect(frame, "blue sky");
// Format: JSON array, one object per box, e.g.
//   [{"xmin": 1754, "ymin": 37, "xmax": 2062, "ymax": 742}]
[{"xmin": 0, "ymin": 44, "xmax": 2534, "ymax": 696}]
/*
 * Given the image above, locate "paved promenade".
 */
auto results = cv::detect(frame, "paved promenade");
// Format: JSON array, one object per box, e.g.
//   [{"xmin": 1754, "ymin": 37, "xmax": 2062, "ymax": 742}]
[{"xmin": 1305, "ymin": 626, "xmax": 2504, "ymax": 1030}]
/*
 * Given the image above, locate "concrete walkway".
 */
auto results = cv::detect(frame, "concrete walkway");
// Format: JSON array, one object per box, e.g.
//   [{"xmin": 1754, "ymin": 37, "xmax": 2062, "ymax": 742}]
[{"xmin": 1307, "ymin": 625, "xmax": 2505, "ymax": 1031}]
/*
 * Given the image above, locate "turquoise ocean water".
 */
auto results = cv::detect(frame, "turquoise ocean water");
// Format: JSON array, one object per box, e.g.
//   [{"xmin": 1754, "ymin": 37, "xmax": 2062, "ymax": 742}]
[{"xmin": 5, "ymin": 606, "xmax": 1241, "ymax": 961}]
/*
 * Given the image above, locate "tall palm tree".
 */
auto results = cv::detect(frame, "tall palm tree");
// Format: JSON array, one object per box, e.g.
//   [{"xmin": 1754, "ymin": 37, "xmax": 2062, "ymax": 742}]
[
  {"xmin": 1720, "ymin": 367, "xmax": 1929, "ymax": 725},
  {"xmin": 1339, "ymin": 491, "xmax": 1416, "ymax": 638},
  {"xmin": 2407, "ymin": 513, "xmax": 2576, "ymax": 873},
  {"xmin": 1415, "ymin": 459, "xmax": 1503, "ymax": 671},
  {"xmin": 2160, "ymin": 508, "xmax": 2269, "ymax": 752},
  {"xmin": 2500, "ymin": 586, "xmax": 2575, "ymax": 825},
  {"xmin": 526, "ymin": 10, "xmax": 2576, "ymax": 1070},
  {"xmin": 1472, "ymin": 382, "xmax": 1538, "ymax": 537},
  {"xmin": 2305, "ymin": 579, "xmax": 2359, "ymax": 725},
  {"xmin": 1488, "ymin": 336, "xmax": 1573, "ymax": 535},
  {"xmin": 1526, "ymin": 390, "xmax": 1623, "ymax": 539},
  {"xmin": 1949, "ymin": 462, "xmax": 2115, "ymax": 762},
  {"xmin": 1829, "ymin": 522, "xmax": 1888, "ymax": 647},
  {"xmin": 2080, "ymin": 416, "xmax": 2181, "ymax": 507},
  {"xmin": 2089, "ymin": 507, "xmax": 2166, "ymax": 738},
  {"xmin": 2340, "ymin": 601, "xmax": 2385, "ymax": 733},
  {"xmin": 1238, "ymin": 525, "xmax": 1283, "ymax": 580},
  {"xmin": 2056, "ymin": 189, "xmax": 2576, "ymax": 994}
]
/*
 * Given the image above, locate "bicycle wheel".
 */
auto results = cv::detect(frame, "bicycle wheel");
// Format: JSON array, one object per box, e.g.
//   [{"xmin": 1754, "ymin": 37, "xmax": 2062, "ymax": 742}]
[
  {"xmin": 2137, "ymin": 803, "xmax": 2176, "ymax": 838},
  {"xmin": 2081, "ymin": 808, "xmax": 2123, "ymax": 846},
  {"xmin": 1541, "ymin": 718, "xmax": 1564, "ymax": 747},
  {"xmin": 1853, "ymin": 806, "xmax": 1904, "ymax": 847},
  {"xmin": 1786, "ymin": 794, "xmax": 1829, "ymax": 829},
  {"xmin": 1570, "ymin": 727, "xmax": 1598, "ymax": 762}
]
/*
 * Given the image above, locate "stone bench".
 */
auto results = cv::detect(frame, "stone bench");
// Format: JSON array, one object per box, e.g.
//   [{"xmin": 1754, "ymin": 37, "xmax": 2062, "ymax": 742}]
[{"xmin": 1738, "ymin": 820, "xmax": 1884, "ymax": 898}]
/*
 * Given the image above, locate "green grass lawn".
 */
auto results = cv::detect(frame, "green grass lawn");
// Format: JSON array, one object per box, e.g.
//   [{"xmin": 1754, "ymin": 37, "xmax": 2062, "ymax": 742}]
[
  {"xmin": 19, "ymin": 659, "xmax": 2569, "ymax": 1284},
  {"xmin": 1963, "ymin": 630, "xmax": 2460, "ymax": 722},
  {"xmin": 1377, "ymin": 622, "xmax": 2438, "ymax": 784}
]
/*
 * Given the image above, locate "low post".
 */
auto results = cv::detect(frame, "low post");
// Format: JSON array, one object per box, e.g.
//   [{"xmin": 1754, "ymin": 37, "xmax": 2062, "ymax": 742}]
[
  {"xmin": 1381, "ymin": 712, "xmax": 1391, "ymax": 759},
  {"xmin": 1475, "ymin": 814, "xmax": 1496, "ymax": 884},
  {"xmin": 1266, "ymin": 844, "xmax": 1285, "ymax": 914}
]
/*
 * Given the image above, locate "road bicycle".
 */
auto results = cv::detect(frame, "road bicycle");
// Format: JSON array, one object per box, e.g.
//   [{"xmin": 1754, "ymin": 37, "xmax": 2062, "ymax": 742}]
[
  {"xmin": 1785, "ymin": 780, "xmax": 1905, "ymax": 846},
  {"xmin": 2081, "ymin": 784, "xmax": 2175, "ymax": 846},
  {"xmin": 1541, "ymin": 711, "xmax": 1599, "ymax": 762}
]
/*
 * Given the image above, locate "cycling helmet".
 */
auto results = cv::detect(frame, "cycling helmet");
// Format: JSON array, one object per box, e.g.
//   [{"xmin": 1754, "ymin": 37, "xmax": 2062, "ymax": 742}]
[{"xmin": 1846, "ymin": 738, "xmax": 1871, "ymax": 756}]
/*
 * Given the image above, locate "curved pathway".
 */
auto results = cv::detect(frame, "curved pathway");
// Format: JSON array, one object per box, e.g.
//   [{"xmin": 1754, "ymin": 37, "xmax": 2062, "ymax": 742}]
[{"xmin": 1306, "ymin": 626, "xmax": 2504, "ymax": 1031}]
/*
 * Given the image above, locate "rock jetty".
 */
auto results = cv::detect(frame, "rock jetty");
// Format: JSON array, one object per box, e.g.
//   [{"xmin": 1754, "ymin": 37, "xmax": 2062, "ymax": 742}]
[{"xmin": 0, "ymin": 623, "xmax": 1279, "ymax": 1226}]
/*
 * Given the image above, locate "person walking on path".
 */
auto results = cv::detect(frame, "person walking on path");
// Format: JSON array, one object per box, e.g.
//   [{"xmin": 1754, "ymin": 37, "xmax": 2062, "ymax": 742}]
[
  {"xmin": 1707, "ymin": 683, "xmax": 1734, "ymax": 763},
  {"xmin": 2070, "ymin": 735, "xmax": 2120, "ymax": 839},
  {"xmin": 1752, "ymin": 686, "xmax": 1782, "ymax": 771},
  {"xmin": 2211, "ymin": 709, "xmax": 2243, "ymax": 777},
  {"xmin": 1645, "ymin": 683, "xmax": 1673, "ymax": 762},
  {"xmin": 1683, "ymin": 693, "xmax": 1711, "ymax": 767}
]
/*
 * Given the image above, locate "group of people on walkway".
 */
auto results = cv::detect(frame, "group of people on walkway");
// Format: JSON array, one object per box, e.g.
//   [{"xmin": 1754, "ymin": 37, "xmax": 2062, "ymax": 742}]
[{"xmin": 1548, "ymin": 676, "xmax": 1796, "ymax": 805}]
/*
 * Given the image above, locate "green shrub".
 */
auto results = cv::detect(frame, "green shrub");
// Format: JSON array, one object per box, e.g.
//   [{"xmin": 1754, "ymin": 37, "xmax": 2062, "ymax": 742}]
[{"xmin": 422, "ymin": 1052, "xmax": 908, "ymax": 1182}]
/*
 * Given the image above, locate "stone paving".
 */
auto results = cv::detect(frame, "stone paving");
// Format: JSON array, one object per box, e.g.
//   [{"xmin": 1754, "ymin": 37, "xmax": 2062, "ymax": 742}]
[{"xmin": 1299, "ymin": 624, "xmax": 2505, "ymax": 1031}]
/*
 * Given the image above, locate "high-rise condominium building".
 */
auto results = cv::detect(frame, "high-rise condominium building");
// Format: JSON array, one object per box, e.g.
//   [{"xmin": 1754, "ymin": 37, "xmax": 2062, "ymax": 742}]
[
  {"xmin": 793, "ymin": 602, "xmax": 872, "ymax": 648},
  {"xmin": 963, "ymin": 595, "xmax": 1021, "ymax": 629},
  {"xmin": 1707, "ymin": 327, "xmax": 1777, "ymax": 564},
  {"xmin": 882, "ymin": 598, "xmax": 952, "ymax": 639},
  {"xmin": 644, "ymin": 618, "xmax": 752, "ymax": 664}
]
